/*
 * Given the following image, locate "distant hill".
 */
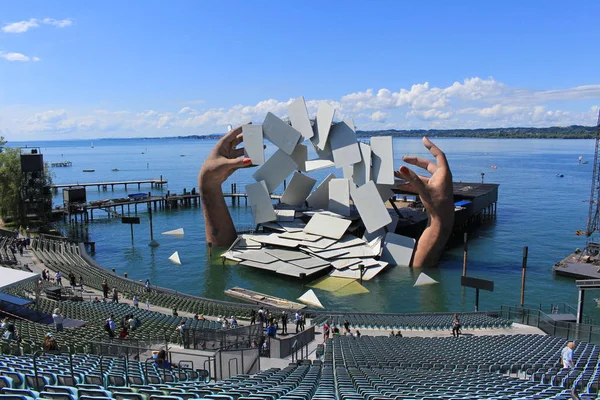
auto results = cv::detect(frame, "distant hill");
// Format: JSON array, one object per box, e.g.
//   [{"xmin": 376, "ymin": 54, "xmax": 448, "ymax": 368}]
[
  {"xmin": 175, "ymin": 125, "xmax": 597, "ymax": 140},
  {"xmin": 356, "ymin": 125, "xmax": 597, "ymax": 139}
]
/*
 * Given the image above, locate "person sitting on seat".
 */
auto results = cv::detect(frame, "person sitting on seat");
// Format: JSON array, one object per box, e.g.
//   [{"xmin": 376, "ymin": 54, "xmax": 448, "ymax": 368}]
[
  {"xmin": 154, "ymin": 349, "xmax": 172, "ymax": 369},
  {"xmin": 43, "ymin": 333, "xmax": 60, "ymax": 351}
]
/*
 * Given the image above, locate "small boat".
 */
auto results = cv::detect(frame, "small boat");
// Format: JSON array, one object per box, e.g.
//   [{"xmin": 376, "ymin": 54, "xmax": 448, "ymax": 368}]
[
  {"xmin": 180, "ymin": 154, "xmax": 186, "ymax": 157},
  {"xmin": 90, "ymin": 199, "xmax": 110, "ymax": 206},
  {"xmin": 556, "ymin": 174, "xmax": 564, "ymax": 178},
  {"xmin": 83, "ymin": 169, "xmax": 95, "ymax": 172},
  {"xmin": 128, "ymin": 193, "xmax": 149, "ymax": 200},
  {"xmin": 225, "ymin": 286, "xmax": 306, "ymax": 309},
  {"xmin": 491, "ymin": 165, "xmax": 497, "ymax": 169},
  {"xmin": 91, "ymin": 142, "xmax": 94, "ymax": 148},
  {"xmin": 111, "ymin": 168, "xmax": 119, "ymax": 172}
]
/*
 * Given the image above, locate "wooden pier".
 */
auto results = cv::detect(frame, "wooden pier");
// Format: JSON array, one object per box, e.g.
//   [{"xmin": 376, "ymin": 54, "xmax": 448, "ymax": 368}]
[{"xmin": 50, "ymin": 177, "xmax": 167, "ymax": 191}]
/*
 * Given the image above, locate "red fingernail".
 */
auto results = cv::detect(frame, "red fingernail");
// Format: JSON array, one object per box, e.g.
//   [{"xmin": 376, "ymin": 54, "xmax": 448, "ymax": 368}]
[
  {"xmin": 243, "ymin": 158, "xmax": 252, "ymax": 165},
  {"xmin": 400, "ymin": 166, "xmax": 408, "ymax": 174}
]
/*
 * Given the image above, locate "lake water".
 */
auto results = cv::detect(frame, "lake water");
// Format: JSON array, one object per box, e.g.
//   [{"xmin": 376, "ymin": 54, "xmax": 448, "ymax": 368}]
[{"xmin": 13, "ymin": 137, "xmax": 599, "ymax": 319}]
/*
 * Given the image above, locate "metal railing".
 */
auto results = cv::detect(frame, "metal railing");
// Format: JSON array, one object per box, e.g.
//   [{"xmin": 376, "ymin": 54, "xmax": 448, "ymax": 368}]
[{"xmin": 500, "ymin": 305, "xmax": 600, "ymax": 344}]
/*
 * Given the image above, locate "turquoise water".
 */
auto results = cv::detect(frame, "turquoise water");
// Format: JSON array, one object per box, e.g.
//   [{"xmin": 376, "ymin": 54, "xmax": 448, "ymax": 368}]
[{"xmin": 13, "ymin": 138, "xmax": 598, "ymax": 317}]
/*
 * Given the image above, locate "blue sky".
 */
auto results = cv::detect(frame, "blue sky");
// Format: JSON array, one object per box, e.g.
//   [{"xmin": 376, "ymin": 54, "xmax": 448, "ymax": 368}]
[{"xmin": 1, "ymin": 0, "xmax": 599, "ymax": 140}]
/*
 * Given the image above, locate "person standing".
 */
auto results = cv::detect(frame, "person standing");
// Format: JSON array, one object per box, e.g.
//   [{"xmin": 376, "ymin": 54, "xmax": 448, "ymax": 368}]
[
  {"xmin": 452, "ymin": 314, "xmax": 461, "ymax": 337},
  {"xmin": 323, "ymin": 321, "xmax": 330, "ymax": 342},
  {"xmin": 145, "ymin": 279, "xmax": 151, "ymax": 292},
  {"xmin": 55, "ymin": 271, "xmax": 62, "ymax": 286},
  {"xmin": 132, "ymin": 294, "xmax": 139, "ymax": 308},
  {"xmin": 295, "ymin": 311, "xmax": 302, "ymax": 333},
  {"xmin": 561, "ymin": 342, "xmax": 575, "ymax": 368},
  {"xmin": 281, "ymin": 311, "xmax": 288, "ymax": 335},
  {"xmin": 102, "ymin": 280, "xmax": 109, "ymax": 298},
  {"xmin": 250, "ymin": 309, "xmax": 256, "ymax": 325},
  {"xmin": 52, "ymin": 308, "xmax": 64, "ymax": 332},
  {"xmin": 79, "ymin": 276, "xmax": 84, "ymax": 290},
  {"xmin": 112, "ymin": 287, "xmax": 119, "ymax": 303},
  {"xmin": 105, "ymin": 314, "xmax": 116, "ymax": 338}
]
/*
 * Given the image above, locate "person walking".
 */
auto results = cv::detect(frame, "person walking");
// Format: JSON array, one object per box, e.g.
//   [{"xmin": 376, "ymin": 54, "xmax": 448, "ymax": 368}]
[
  {"xmin": 52, "ymin": 308, "xmax": 64, "ymax": 332},
  {"xmin": 452, "ymin": 314, "xmax": 461, "ymax": 337},
  {"xmin": 561, "ymin": 342, "xmax": 575, "ymax": 368}
]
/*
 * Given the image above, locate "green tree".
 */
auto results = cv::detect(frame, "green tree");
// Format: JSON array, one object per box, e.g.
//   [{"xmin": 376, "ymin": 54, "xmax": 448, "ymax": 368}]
[{"xmin": 0, "ymin": 141, "xmax": 53, "ymax": 227}]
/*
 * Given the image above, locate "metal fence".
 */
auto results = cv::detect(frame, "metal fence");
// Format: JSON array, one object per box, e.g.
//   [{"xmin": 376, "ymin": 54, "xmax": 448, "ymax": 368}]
[
  {"xmin": 182, "ymin": 323, "xmax": 264, "ymax": 351},
  {"xmin": 500, "ymin": 305, "xmax": 600, "ymax": 344},
  {"xmin": 267, "ymin": 326, "xmax": 315, "ymax": 360},
  {"xmin": 214, "ymin": 347, "xmax": 261, "ymax": 381}
]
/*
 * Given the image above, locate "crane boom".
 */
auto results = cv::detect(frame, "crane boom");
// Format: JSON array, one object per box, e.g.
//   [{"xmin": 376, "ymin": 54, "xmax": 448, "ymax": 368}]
[{"xmin": 586, "ymin": 110, "xmax": 600, "ymax": 236}]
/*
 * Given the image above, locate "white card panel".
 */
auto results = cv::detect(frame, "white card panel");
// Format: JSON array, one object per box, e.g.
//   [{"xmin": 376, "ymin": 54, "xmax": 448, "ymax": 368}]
[
  {"xmin": 277, "ymin": 263, "xmax": 330, "ymax": 278},
  {"xmin": 300, "ymin": 236, "xmax": 337, "ymax": 249},
  {"xmin": 306, "ymin": 173, "xmax": 336, "ymax": 209},
  {"xmin": 232, "ymin": 249, "xmax": 278, "ymax": 263},
  {"xmin": 245, "ymin": 181, "xmax": 277, "ymax": 224},
  {"xmin": 371, "ymin": 136, "xmax": 394, "ymax": 184},
  {"xmin": 305, "ymin": 159, "xmax": 334, "ymax": 172},
  {"xmin": 324, "ymin": 234, "xmax": 367, "ymax": 250},
  {"xmin": 353, "ymin": 143, "xmax": 371, "ymax": 187},
  {"xmin": 331, "ymin": 258, "xmax": 362, "ymax": 270},
  {"xmin": 240, "ymin": 260, "xmax": 285, "ymax": 272},
  {"xmin": 275, "ymin": 209, "xmax": 295, "ymax": 222},
  {"xmin": 252, "ymin": 149, "xmax": 297, "ymax": 193},
  {"xmin": 313, "ymin": 102, "xmax": 335, "ymax": 150},
  {"xmin": 290, "ymin": 144, "xmax": 308, "ymax": 172},
  {"xmin": 361, "ymin": 261, "xmax": 389, "ymax": 281},
  {"xmin": 242, "ymin": 124, "xmax": 264, "ymax": 165},
  {"xmin": 317, "ymin": 245, "xmax": 375, "ymax": 259},
  {"xmin": 247, "ymin": 233, "xmax": 300, "ymax": 248},
  {"xmin": 288, "ymin": 96, "xmax": 313, "ymax": 139},
  {"xmin": 380, "ymin": 232, "xmax": 416, "ymax": 267},
  {"xmin": 290, "ymin": 256, "xmax": 330, "ymax": 269},
  {"xmin": 281, "ymin": 172, "xmax": 317, "ymax": 206},
  {"xmin": 352, "ymin": 180, "xmax": 392, "ymax": 233},
  {"xmin": 278, "ymin": 231, "xmax": 321, "ymax": 241},
  {"xmin": 265, "ymin": 248, "xmax": 311, "ymax": 261},
  {"xmin": 375, "ymin": 183, "xmax": 395, "ymax": 202},
  {"xmin": 303, "ymin": 213, "xmax": 351, "ymax": 239},
  {"xmin": 328, "ymin": 178, "xmax": 350, "ymax": 216},
  {"xmin": 262, "ymin": 112, "xmax": 302, "ymax": 155},
  {"xmin": 277, "ymin": 219, "xmax": 306, "ymax": 232},
  {"xmin": 329, "ymin": 119, "xmax": 361, "ymax": 168}
]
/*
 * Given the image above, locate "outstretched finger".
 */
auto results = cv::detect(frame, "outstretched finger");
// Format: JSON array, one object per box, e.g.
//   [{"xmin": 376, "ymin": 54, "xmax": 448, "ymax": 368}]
[
  {"xmin": 226, "ymin": 157, "xmax": 252, "ymax": 170},
  {"xmin": 223, "ymin": 122, "xmax": 251, "ymax": 144},
  {"xmin": 231, "ymin": 133, "xmax": 244, "ymax": 149},
  {"xmin": 423, "ymin": 137, "xmax": 448, "ymax": 169},
  {"xmin": 402, "ymin": 156, "xmax": 438, "ymax": 174},
  {"xmin": 396, "ymin": 166, "xmax": 428, "ymax": 195}
]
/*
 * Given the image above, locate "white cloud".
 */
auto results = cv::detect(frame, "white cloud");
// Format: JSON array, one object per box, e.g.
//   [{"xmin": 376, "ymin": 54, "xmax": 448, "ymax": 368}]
[
  {"xmin": 0, "ymin": 52, "xmax": 40, "ymax": 62},
  {"xmin": 2, "ymin": 19, "xmax": 38, "ymax": 33},
  {"xmin": 370, "ymin": 111, "xmax": 388, "ymax": 122},
  {"xmin": 4, "ymin": 77, "xmax": 600, "ymax": 139},
  {"xmin": 1, "ymin": 18, "xmax": 72, "ymax": 33},
  {"xmin": 42, "ymin": 18, "xmax": 72, "ymax": 28}
]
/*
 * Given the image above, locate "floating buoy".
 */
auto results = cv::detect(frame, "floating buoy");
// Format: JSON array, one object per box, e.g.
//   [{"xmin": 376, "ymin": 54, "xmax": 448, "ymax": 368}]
[
  {"xmin": 168, "ymin": 251, "xmax": 181, "ymax": 265},
  {"xmin": 297, "ymin": 289, "xmax": 324, "ymax": 308},
  {"xmin": 413, "ymin": 272, "xmax": 439, "ymax": 287},
  {"xmin": 162, "ymin": 228, "xmax": 184, "ymax": 237}
]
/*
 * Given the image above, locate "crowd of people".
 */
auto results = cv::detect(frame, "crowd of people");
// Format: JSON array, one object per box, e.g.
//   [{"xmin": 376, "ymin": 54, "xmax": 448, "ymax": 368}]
[{"xmin": 5, "ymin": 237, "xmax": 29, "ymax": 258}]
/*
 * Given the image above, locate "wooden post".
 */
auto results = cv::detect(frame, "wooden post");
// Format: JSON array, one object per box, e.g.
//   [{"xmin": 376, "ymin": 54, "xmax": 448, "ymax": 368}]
[
  {"xmin": 462, "ymin": 232, "xmax": 468, "ymax": 276},
  {"xmin": 520, "ymin": 246, "xmax": 528, "ymax": 307}
]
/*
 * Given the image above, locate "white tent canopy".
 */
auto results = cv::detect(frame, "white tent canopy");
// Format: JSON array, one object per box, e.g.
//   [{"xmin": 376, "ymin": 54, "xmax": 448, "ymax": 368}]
[{"xmin": 0, "ymin": 266, "xmax": 39, "ymax": 291}]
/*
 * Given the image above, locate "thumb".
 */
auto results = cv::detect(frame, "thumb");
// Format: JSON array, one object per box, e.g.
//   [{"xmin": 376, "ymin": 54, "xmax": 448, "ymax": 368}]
[{"xmin": 399, "ymin": 166, "xmax": 426, "ymax": 194}]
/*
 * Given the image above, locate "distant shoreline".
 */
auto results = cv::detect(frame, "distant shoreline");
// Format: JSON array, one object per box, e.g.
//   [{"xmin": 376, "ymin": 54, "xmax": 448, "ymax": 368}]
[
  {"xmin": 10, "ymin": 125, "xmax": 597, "ymax": 143},
  {"xmin": 174, "ymin": 125, "xmax": 597, "ymax": 140}
]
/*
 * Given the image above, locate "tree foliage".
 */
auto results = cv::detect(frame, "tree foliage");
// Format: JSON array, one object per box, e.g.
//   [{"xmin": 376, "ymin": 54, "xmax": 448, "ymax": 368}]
[
  {"xmin": 357, "ymin": 125, "xmax": 597, "ymax": 139},
  {"xmin": 0, "ymin": 138, "xmax": 53, "ymax": 226}
]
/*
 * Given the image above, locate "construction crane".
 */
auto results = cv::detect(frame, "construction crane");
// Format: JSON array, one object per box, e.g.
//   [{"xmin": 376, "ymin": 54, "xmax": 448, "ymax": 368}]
[{"xmin": 586, "ymin": 110, "xmax": 600, "ymax": 238}]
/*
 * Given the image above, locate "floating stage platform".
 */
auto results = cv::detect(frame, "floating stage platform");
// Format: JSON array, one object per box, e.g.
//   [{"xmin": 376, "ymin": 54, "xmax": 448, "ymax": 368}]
[
  {"xmin": 224, "ymin": 286, "xmax": 306, "ymax": 310},
  {"xmin": 553, "ymin": 247, "xmax": 600, "ymax": 279},
  {"xmin": 391, "ymin": 182, "xmax": 499, "ymax": 238}
]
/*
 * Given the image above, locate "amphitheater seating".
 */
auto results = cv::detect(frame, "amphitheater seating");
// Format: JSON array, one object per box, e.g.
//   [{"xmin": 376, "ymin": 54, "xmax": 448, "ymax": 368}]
[
  {"xmin": 28, "ymin": 238, "xmax": 258, "ymax": 319},
  {"xmin": 2, "ymin": 334, "xmax": 600, "ymax": 399},
  {"xmin": 311, "ymin": 311, "xmax": 512, "ymax": 331}
]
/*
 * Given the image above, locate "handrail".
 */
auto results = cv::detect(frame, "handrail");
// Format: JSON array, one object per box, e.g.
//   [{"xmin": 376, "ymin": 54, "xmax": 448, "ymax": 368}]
[
  {"xmin": 228, "ymin": 358, "xmax": 239, "ymax": 378},
  {"xmin": 33, "ymin": 350, "xmax": 75, "ymax": 392}
]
